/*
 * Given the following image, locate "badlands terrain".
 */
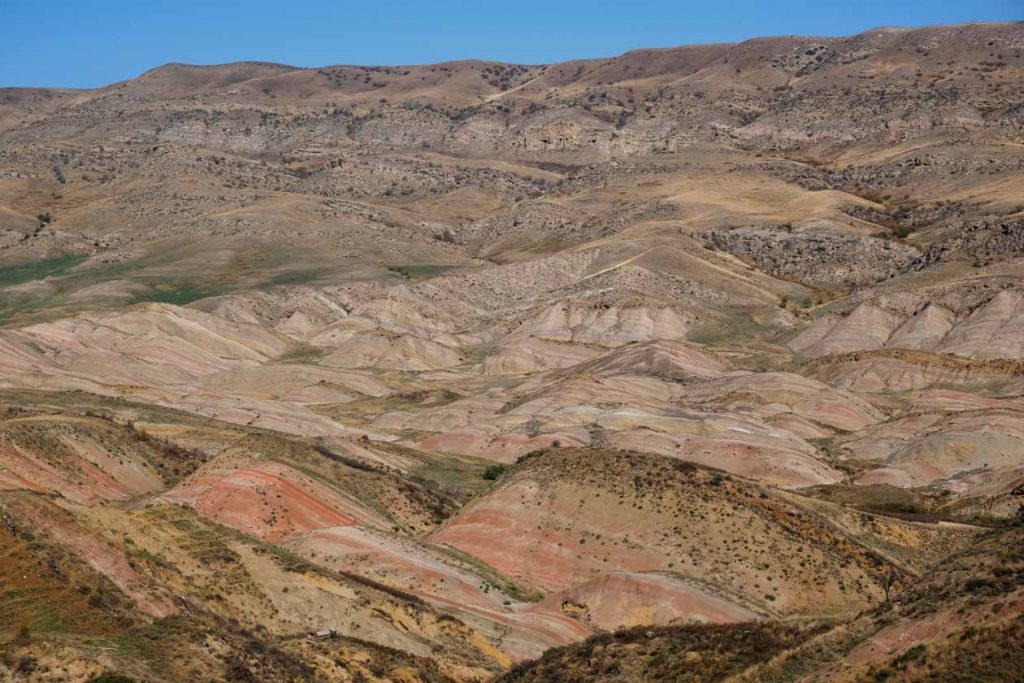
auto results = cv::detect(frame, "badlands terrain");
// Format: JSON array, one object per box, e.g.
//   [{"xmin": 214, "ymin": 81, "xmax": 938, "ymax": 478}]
[{"xmin": 1, "ymin": 20, "xmax": 1024, "ymax": 682}]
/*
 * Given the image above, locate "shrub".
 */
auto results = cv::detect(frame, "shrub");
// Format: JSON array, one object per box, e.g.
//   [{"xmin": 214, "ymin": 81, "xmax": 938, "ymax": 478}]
[
  {"xmin": 482, "ymin": 464, "xmax": 507, "ymax": 481},
  {"xmin": 16, "ymin": 657, "xmax": 38, "ymax": 674},
  {"xmin": 88, "ymin": 674, "xmax": 137, "ymax": 683}
]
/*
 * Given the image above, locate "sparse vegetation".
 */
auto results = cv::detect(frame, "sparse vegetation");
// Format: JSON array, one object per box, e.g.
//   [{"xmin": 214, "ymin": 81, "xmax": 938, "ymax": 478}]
[{"xmin": 498, "ymin": 622, "xmax": 825, "ymax": 682}]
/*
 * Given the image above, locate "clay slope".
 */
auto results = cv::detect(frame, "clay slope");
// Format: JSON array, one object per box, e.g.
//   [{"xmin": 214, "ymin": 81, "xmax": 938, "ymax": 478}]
[
  {"xmin": 0, "ymin": 489, "xmax": 507, "ymax": 682},
  {"xmin": 0, "ymin": 392, "xmax": 592, "ymax": 669},
  {"xmin": 751, "ymin": 521, "xmax": 1024, "ymax": 683},
  {"xmin": 381, "ymin": 340, "xmax": 870, "ymax": 488},
  {"xmin": 791, "ymin": 289, "xmax": 1024, "ymax": 360},
  {"xmin": 493, "ymin": 517, "xmax": 1024, "ymax": 683},
  {"xmin": 430, "ymin": 448, "xmax": 976, "ymax": 628}
]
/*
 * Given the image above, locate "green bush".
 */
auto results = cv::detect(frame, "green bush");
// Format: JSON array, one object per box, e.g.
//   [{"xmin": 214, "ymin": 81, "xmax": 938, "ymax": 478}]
[{"xmin": 482, "ymin": 464, "xmax": 507, "ymax": 481}]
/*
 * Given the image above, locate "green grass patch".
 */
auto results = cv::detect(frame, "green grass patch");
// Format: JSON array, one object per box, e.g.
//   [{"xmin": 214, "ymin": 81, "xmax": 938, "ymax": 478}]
[
  {"xmin": 0, "ymin": 254, "xmax": 88, "ymax": 287},
  {"xmin": 263, "ymin": 268, "xmax": 328, "ymax": 287},
  {"xmin": 276, "ymin": 343, "xmax": 326, "ymax": 364},
  {"xmin": 687, "ymin": 308, "xmax": 783, "ymax": 347},
  {"xmin": 133, "ymin": 284, "xmax": 227, "ymax": 306},
  {"xmin": 408, "ymin": 451, "xmax": 495, "ymax": 501}
]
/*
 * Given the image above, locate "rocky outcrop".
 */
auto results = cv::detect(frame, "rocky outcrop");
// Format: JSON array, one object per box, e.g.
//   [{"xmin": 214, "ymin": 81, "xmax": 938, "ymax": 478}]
[
  {"xmin": 912, "ymin": 215, "xmax": 1024, "ymax": 269},
  {"xmin": 708, "ymin": 222, "xmax": 918, "ymax": 287}
]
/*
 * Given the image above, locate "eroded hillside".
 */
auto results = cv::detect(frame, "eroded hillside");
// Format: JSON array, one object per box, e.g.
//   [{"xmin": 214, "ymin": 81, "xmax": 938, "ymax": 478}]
[{"xmin": 1, "ymin": 21, "xmax": 1023, "ymax": 683}]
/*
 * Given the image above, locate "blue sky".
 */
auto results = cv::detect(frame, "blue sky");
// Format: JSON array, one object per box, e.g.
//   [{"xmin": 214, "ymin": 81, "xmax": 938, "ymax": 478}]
[{"xmin": 2, "ymin": 0, "xmax": 1021, "ymax": 88}]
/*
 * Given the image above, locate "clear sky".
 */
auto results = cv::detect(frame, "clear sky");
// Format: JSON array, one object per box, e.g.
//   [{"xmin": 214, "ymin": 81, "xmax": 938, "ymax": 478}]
[{"xmin": 2, "ymin": 0, "xmax": 1021, "ymax": 88}]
